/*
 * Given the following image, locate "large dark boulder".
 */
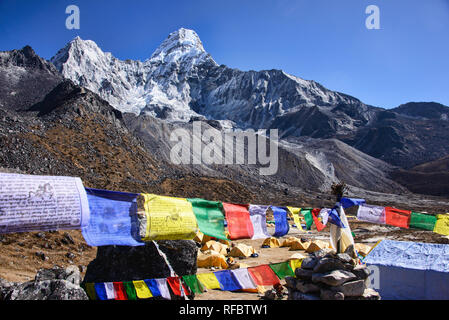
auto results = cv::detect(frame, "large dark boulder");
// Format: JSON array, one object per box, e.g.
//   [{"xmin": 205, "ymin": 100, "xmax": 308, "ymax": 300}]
[{"xmin": 82, "ymin": 240, "xmax": 198, "ymax": 283}]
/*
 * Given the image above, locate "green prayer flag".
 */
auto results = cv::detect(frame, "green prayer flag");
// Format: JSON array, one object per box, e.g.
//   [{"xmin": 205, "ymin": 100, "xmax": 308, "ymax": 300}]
[
  {"xmin": 269, "ymin": 262, "xmax": 295, "ymax": 279},
  {"xmin": 301, "ymin": 209, "xmax": 313, "ymax": 230},
  {"xmin": 187, "ymin": 198, "xmax": 227, "ymax": 240},
  {"xmin": 410, "ymin": 212, "xmax": 437, "ymax": 231},
  {"xmin": 123, "ymin": 281, "xmax": 137, "ymax": 300},
  {"xmin": 182, "ymin": 275, "xmax": 205, "ymax": 294}
]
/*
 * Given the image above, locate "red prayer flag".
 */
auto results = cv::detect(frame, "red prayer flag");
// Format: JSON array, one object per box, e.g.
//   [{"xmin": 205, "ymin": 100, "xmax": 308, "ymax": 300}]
[
  {"xmin": 248, "ymin": 265, "xmax": 280, "ymax": 286},
  {"xmin": 385, "ymin": 207, "xmax": 411, "ymax": 229},
  {"xmin": 223, "ymin": 203, "xmax": 254, "ymax": 240},
  {"xmin": 167, "ymin": 277, "xmax": 190, "ymax": 296},
  {"xmin": 113, "ymin": 282, "xmax": 128, "ymax": 300},
  {"xmin": 312, "ymin": 208, "xmax": 326, "ymax": 231}
]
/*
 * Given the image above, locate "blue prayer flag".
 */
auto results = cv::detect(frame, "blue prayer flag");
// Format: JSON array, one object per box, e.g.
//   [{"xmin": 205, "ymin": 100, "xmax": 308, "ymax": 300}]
[
  {"xmin": 340, "ymin": 198, "xmax": 366, "ymax": 209},
  {"xmin": 144, "ymin": 279, "xmax": 161, "ymax": 297},
  {"xmin": 82, "ymin": 188, "xmax": 144, "ymax": 246},
  {"xmin": 94, "ymin": 283, "xmax": 108, "ymax": 300},
  {"xmin": 271, "ymin": 206, "xmax": 289, "ymax": 237},
  {"xmin": 328, "ymin": 207, "xmax": 346, "ymax": 228},
  {"xmin": 213, "ymin": 270, "xmax": 242, "ymax": 291}
]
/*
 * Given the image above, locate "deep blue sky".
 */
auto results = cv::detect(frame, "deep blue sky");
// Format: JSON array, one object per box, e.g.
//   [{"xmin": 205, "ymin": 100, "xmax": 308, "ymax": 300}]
[{"xmin": 1, "ymin": 0, "xmax": 448, "ymax": 109}]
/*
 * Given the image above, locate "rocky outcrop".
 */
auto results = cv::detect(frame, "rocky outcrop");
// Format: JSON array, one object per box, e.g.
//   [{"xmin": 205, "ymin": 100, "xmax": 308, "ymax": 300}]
[
  {"xmin": 286, "ymin": 249, "xmax": 380, "ymax": 300},
  {"xmin": 82, "ymin": 240, "xmax": 198, "ymax": 283},
  {"xmin": 0, "ymin": 45, "xmax": 63, "ymax": 112},
  {"xmin": 0, "ymin": 265, "xmax": 88, "ymax": 300}
]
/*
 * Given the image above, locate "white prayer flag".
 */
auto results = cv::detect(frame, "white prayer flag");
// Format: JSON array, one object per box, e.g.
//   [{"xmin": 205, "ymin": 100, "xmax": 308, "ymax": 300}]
[
  {"xmin": 231, "ymin": 268, "xmax": 257, "ymax": 289},
  {"xmin": 357, "ymin": 204, "xmax": 386, "ymax": 224},
  {"xmin": 0, "ymin": 173, "xmax": 90, "ymax": 234}
]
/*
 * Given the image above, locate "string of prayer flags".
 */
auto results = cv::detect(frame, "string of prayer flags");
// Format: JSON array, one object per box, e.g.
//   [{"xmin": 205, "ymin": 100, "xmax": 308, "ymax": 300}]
[
  {"xmin": 269, "ymin": 262, "xmax": 295, "ymax": 279},
  {"xmin": 141, "ymin": 194, "xmax": 198, "ymax": 241},
  {"xmin": 154, "ymin": 278, "xmax": 171, "ymax": 300},
  {"xmin": 385, "ymin": 207, "xmax": 411, "ymax": 229},
  {"xmin": 166, "ymin": 277, "xmax": 190, "ymax": 297},
  {"xmin": 287, "ymin": 207, "xmax": 303, "ymax": 230},
  {"xmin": 196, "ymin": 273, "xmax": 221, "ymax": 290},
  {"xmin": 357, "ymin": 204, "xmax": 386, "ymax": 224},
  {"xmin": 247, "ymin": 265, "xmax": 281, "ymax": 286},
  {"xmin": 133, "ymin": 280, "xmax": 153, "ymax": 299},
  {"xmin": 113, "ymin": 282, "xmax": 128, "ymax": 300},
  {"xmin": 2, "ymin": 173, "xmax": 445, "ymax": 241},
  {"xmin": 94, "ymin": 283, "xmax": 108, "ymax": 300},
  {"xmin": 223, "ymin": 203, "xmax": 254, "ymax": 240},
  {"xmin": 249, "ymin": 205, "xmax": 271, "ymax": 239},
  {"xmin": 213, "ymin": 270, "xmax": 242, "ymax": 291},
  {"xmin": 123, "ymin": 281, "xmax": 137, "ymax": 300},
  {"xmin": 311, "ymin": 208, "xmax": 326, "ymax": 232},
  {"xmin": 82, "ymin": 188, "xmax": 143, "ymax": 247},
  {"xmin": 409, "ymin": 212, "xmax": 437, "ymax": 231},
  {"xmin": 182, "ymin": 275, "xmax": 205, "ymax": 294},
  {"xmin": 301, "ymin": 208, "xmax": 314, "ymax": 230},
  {"xmin": 0, "ymin": 173, "xmax": 90, "ymax": 234},
  {"xmin": 84, "ymin": 260, "xmax": 320, "ymax": 300},
  {"xmin": 271, "ymin": 206, "xmax": 289, "ymax": 237},
  {"xmin": 433, "ymin": 214, "xmax": 449, "ymax": 236},
  {"xmin": 144, "ymin": 279, "xmax": 161, "ymax": 297},
  {"xmin": 187, "ymin": 198, "xmax": 227, "ymax": 240},
  {"xmin": 230, "ymin": 268, "xmax": 257, "ymax": 290}
]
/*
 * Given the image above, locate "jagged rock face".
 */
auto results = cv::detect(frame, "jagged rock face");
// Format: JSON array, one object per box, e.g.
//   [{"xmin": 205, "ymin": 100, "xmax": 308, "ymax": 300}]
[{"xmin": 0, "ymin": 46, "xmax": 63, "ymax": 111}]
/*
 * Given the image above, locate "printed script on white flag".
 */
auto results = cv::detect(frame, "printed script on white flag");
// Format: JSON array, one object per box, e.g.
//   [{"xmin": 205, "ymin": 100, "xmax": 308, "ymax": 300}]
[{"xmin": 0, "ymin": 173, "xmax": 90, "ymax": 234}]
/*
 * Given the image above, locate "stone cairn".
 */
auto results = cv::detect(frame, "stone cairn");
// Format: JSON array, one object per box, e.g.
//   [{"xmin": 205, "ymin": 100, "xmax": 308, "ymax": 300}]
[{"xmin": 286, "ymin": 246, "xmax": 380, "ymax": 300}]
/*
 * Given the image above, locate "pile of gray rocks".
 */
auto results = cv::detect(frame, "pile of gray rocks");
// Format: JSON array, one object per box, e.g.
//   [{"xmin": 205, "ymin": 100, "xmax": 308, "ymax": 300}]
[
  {"xmin": 0, "ymin": 265, "xmax": 88, "ymax": 300},
  {"xmin": 286, "ymin": 247, "xmax": 380, "ymax": 300}
]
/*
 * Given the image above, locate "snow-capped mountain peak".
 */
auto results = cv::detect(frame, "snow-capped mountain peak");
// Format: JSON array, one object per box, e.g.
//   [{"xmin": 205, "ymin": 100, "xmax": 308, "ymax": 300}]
[
  {"xmin": 149, "ymin": 28, "xmax": 206, "ymax": 62},
  {"xmin": 50, "ymin": 30, "xmax": 216, "ymax": 119},
  {"xmin": 50, "ymin": 28, "xmax": 372, "ymax": 130}
]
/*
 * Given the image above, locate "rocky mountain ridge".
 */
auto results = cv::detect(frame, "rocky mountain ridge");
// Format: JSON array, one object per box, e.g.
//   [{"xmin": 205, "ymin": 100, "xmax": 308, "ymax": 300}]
[{"xmin": 49, "ymin": 28, "xmax": 449, "ymax": 168}]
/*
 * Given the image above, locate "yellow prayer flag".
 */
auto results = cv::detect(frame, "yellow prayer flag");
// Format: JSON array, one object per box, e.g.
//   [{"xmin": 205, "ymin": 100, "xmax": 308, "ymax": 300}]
[
  {"xmin": 141, "ymin": 194, "xmax": 198, "ymax": 241},
  {"xmin": 434, "ymin": 214, "xmax": 449, "ymax": 236},
  {"xmin": 289, "ymin": 259, "xmax": 303, "ymax": 272},
  {"xmin": 196, "ymin": 273, "xmax": 221, "ymax": 290},
  {"xmin": 287, "ymin": 206, "xmax": 303, "ymax": 231},
  {"xmin": 132, "ymin": 280, "xmax": 153, "ymax": 299}
]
